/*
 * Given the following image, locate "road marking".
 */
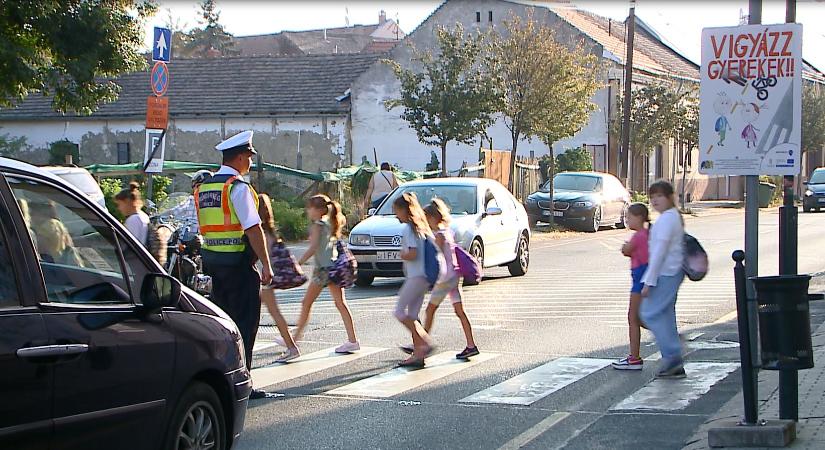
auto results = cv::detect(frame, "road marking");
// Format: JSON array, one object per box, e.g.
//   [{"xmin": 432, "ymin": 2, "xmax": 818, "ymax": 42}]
[
  {"xmin": 713, "ymin": 309, "xmax": 738, "ymax": 324},
  {"xmin": 610, "ymin": 362, "xmax": 739, "ymax": 411},
  {"xmin": 497, "ymin": 412, "xmax": 570, "ymax": 450},
  {"xmin": 251, "ymin": 346, "xmax": 385, "ymax": 389},
  {"xmin": 252, "ymin": 342, "xmax": 278, "ymax": 352},
  {"xmin": 328, "ymin": 351, "xmax": 498, "ymax": 398},
  {"xmin": 460, "ymin": 357, "xmax": 613, "ymax": 406}
]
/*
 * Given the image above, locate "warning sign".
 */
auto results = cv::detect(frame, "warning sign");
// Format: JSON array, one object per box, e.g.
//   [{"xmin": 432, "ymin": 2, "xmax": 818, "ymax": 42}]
[
  {"xmin": 699, "ymin": 23, "xmax": 803, "ymax": 176},
  {"xmin": 146, "ymin": 96, "xmax": 169, "ymax": 130}
]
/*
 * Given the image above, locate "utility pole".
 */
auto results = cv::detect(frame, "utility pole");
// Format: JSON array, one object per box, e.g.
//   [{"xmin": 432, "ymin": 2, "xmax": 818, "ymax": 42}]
[{"xmin": 619, "ymin": 0, "xmax": 636, "ymax": 188}]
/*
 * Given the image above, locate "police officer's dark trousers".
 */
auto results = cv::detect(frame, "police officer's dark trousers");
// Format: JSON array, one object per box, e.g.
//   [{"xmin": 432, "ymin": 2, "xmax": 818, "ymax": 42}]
[{"xmin": 207, "ymin": 261, "xmax": 261, "ymax": 370}]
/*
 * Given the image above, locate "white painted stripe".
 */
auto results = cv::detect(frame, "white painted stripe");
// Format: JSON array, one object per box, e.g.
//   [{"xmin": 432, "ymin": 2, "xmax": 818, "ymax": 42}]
[
  {"xmin": 328, "ymin": 351, "xmax": 498, "ymax": 398},
  {"xmin": 498, "ymin": 412, "xmax": 570, "ymax": 450},
  {"xmin": 460, "ymin": 357, "xmax": 613, "ymax": 406},
  {"xmin": 610, "ymin": 362, "xmax": 739, "ymax": 411},
  {"xmin": 251, "ymin": 346, "xmax": 385, "ymax": 389},
  {"xmin": 252, "ymin": 342, "xmax": 278, "ymax": 352}
]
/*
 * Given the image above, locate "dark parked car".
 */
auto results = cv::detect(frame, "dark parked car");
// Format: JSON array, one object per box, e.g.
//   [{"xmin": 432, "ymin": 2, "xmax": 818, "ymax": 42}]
[
  {"xmin": 525, "ymin": 171, "xmax": 631, "ymax": 232},
  {"xmin": 0, "ymin": 158, "xmax": 250, "ymax": 450},
  {"xmin": 803, "ymin": 168, "xmax": 825, "ymax": 212}
]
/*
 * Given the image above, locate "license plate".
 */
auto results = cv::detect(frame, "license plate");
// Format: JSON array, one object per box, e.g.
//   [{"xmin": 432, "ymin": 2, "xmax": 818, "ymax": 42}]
[
  {"xmin": 542, "ymin": 210, "xmax": 552, "ymax": 216},
  {"xmin": 818, "ymin": 198, "xmax": 825, "ymax": 204},
  {"xmin": 553, "ymin": 211, "xmax": 563, "ymax": 217},
  {"xmin": 377, "ymin": 251, "xmax": 401, "ymax": 261}
]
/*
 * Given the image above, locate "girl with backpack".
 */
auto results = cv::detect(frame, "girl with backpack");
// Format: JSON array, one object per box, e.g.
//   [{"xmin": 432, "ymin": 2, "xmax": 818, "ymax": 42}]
[
  {"xmin": 281, "ymin": 194, "xmax": 360, "ymax": 354},
  {"xmin": 641, "ymin": 181, "xmax": 686, "ymax": 379},
  {"xmin": 409, "ymin": 199, "xmax": 479, "ymax": 360},
  {"xmin": 115, "ymin": 182, "xmax": 150, "ymax": 245},
  {"xmin": 257, "ymin": 193, "xmax": 301, "ymax": 363},
  {"xmin": 393, "ymin": 192, "xmax": 435, "ymax": 368}
]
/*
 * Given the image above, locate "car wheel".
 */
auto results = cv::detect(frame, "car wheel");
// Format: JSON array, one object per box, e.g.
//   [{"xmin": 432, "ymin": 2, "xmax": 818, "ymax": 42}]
[
  {"xmin": 616, "ymin": 206, "xmax": 627, "ymax": 229},
  {"xmin": 507, "ymin": 232, "xmax": 529, "ymax": 277},
  {"xmin": 165, "ymin": 382, "xmax": 226, "ymax": 450},
  {"xmin": 464, "ymin": 239, "xmax": 484, "ymax": 286},
  {"xmin": 585, "ymin": 207, "xmax": 601, "ymax": 233},
  {"xmin": 355, "ymin": 273, "xmax": 374, "ymax": 287}
]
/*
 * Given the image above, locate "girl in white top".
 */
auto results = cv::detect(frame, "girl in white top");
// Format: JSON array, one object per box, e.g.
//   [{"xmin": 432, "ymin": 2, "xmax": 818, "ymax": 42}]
[
  {"xmin": 115, "ymin": 182, "xmax": 150, "ymax": 245},
  {"xmin": 640, "ymin": 180, "xmax": 686, "ymax": 379},
  {"xmin": 364, "ymin": 162, "xmax": 398, "ymax": 209}
]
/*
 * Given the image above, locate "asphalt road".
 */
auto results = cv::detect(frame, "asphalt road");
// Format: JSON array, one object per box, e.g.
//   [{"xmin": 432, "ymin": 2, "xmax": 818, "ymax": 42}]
[{"xmin": 236, "ymin": 208, "xmax": 825, "ymax": 450}]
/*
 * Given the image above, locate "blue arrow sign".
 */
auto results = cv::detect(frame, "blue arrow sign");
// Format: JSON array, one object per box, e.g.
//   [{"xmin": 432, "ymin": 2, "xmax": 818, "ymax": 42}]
[{"xmin": 153, "ymin": 27, "xmax": 171, "ymax": 62}]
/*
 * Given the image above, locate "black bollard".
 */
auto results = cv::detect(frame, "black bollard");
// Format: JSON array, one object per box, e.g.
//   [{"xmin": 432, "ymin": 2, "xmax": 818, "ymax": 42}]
[
  {"xmin": 778, "ymin": 175, "xmax": 799, "ymax": 421},
  {"xmin": 733, "ymin": 250, "xmax": 758, "ymax": 424}
]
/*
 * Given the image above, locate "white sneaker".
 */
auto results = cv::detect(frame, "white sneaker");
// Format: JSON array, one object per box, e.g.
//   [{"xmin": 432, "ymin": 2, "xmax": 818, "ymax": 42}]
[
  {"xmin": 335, "ymin": 341, "xmax": 360, "ymax": 354},
  {"xmin": 274, "ymin": 347, "xmax": 300, "ymax": 364}
]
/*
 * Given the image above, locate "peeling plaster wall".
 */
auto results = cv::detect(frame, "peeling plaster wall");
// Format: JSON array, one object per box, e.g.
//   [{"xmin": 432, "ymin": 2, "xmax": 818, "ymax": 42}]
[
  {"xmin": 0, "ymin": 115, "xmax": 349, "ymax": 176},
  {"xmin": 350, "ymin": 0, "xmax": 609, "ymax": 172}
]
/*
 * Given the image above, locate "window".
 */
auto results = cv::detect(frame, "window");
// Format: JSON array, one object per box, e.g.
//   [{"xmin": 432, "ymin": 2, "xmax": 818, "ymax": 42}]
[
  {"xmin": 476, "ymin": 11, "xmax": 481, "ymax": 22},
  {"xmin": 0, "ymin": 224, "xmax": 19, "ymax": 308},
  {"xmin": 489, "ymin": 11, "xmax": 493, "ymax": 22},
  {"xmin": 117, "ymin": 142, "xmax": 131, "ymax": 164},
  {"xmin": 8, "ymin": 176, "xmax": 150, "ymax": 305},
  {"xmin": 376, "ymin": 185, "xmax": 478, "ymax": 216}
]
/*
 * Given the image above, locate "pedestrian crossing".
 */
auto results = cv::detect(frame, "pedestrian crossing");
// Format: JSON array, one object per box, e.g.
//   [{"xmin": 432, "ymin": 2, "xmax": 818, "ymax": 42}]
[{"xmin": 249, "ymin": 346, "xmax": 739, "ymax": 413}]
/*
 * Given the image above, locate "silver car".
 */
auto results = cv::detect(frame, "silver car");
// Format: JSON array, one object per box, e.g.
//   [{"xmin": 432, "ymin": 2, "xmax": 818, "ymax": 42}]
[{"xmin": 348, "ymin": 178, "xmax": 531, "ymax": 286}]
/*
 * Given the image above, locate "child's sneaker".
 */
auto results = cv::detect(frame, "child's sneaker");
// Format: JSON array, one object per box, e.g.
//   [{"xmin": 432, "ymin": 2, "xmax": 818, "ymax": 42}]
[
  {"xmin": 274, "ymin": 347, "xmax": 300, "ymax": 364},
  {"xmin": 335, "ymin": 341, "xmax": 360, "ymax": 354},
  {"xmin": 612, "ymin": 355, "xmax": 643, "ymax": 370},
  {"xmin": 456, "ymin": 346, "xmax": 480, "ymax": 360},
  {"xmin": 655, "ymin": 361, "xmax": 687, "ymax": 379}
]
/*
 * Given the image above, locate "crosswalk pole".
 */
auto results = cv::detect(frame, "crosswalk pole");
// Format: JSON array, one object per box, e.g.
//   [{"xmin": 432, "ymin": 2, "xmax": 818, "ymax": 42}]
[{"xmin": 733, "ymin": 250, "xmax": 758, "ymax": 425}]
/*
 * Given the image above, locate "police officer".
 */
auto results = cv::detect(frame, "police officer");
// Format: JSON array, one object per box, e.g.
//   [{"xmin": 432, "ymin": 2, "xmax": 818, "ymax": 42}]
[{"xmin": 195, "ymin": 130, "xmax": 273, "ymax": 400}]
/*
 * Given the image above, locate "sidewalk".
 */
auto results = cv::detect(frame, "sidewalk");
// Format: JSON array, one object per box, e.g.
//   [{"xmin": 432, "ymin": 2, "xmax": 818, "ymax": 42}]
[{"xmin": 684, "ymin": 296, "xmax": 825, "ymax": 449}]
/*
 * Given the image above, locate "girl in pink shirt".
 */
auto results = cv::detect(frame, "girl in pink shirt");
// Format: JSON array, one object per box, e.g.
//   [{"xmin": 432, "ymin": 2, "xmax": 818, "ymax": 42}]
[{"xmin": 613, "ymin": 203, "xmax": 650, "ymax": 370}]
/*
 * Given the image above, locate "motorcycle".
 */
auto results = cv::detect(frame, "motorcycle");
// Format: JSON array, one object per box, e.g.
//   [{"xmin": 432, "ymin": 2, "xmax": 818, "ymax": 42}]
[{"xmin": 152, "ymin": 193, "xmax": 212, "ymax": 296}]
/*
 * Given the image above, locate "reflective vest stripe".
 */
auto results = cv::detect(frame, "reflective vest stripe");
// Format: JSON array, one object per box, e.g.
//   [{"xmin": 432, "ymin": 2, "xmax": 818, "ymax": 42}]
[{"xmin": 220, "ymin": 176, "xmax": 237, "ymax": 229}]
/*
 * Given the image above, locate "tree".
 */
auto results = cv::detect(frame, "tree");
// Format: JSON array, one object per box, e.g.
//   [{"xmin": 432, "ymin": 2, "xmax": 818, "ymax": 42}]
[
  {"xmin": 488, "ymin": 11, "xmax": 601, "ymax": 190},
  {"xmin": 0, "ymin": 1, "xmax": 155, "ymax": 114},
  {"xmin": 675, "ymin": 97, "xmax": 699, "ymax": 207},
  {"xmin": 0, "ymin": 131, "xmax": 28, "ymax": 158},
  {"xmin": 802, "ymin": 83, "xmax": 825, "ymax": 156},
  {"xmin": 384, "ymin": 24, "xmax": 500, "ymax": 176},
  {"xmin": 164, "ymin": 9, "xmax": 197, "ymax": 59},
  {"xmin": 185, "ymin": 0, "xmax": 239, "ymax": 57}
]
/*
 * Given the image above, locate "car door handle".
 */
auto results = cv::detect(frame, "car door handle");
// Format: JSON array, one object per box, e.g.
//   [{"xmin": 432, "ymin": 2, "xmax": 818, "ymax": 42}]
[{"xmin": 17, "ymin": 344, "xmax": 89, "ymax": 358}]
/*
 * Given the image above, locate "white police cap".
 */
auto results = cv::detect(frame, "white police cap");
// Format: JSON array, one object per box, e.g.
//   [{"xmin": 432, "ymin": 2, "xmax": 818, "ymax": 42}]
[{"xmin": 215, "ymin": 130, "xmax": 256, "ymax": 154}]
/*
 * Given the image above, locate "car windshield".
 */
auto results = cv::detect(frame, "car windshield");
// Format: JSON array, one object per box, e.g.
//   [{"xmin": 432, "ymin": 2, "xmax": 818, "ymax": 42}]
[
  {"xmin": 810, "ymin": 171, "xmax": 825, "ymax": 184},
  {"xmin": 56, "ymin": 172, "xmax": 98, "ymax": 194},
  {"xmin": 551, "ymin": 174, "xmax": 600, "ymax": 192},
  {"xmin": 376, "ymin": 185, "xmax": 478, "ymax": 216}
]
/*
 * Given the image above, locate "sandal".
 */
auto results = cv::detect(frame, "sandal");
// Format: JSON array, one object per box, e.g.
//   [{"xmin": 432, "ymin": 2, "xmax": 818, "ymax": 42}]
[{"xmin": 398, "ymin": 357, "xmax": 425, "ymax": 369}]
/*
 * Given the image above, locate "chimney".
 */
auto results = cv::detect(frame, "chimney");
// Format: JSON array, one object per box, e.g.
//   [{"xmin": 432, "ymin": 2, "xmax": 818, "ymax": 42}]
[{"xmin": 379, "ymin": 10, "xmax": 387, "ymax": 24}]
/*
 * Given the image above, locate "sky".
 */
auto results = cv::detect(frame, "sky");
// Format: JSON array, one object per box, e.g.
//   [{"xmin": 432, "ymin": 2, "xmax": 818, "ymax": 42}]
[{"xmin": 144, "ymin": 1, "xmax": 825, "ymax": 71}]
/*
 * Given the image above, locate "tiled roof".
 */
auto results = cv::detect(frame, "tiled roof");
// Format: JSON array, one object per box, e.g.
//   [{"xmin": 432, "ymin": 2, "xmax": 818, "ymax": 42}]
[
  {"xmin": 550, "ymin": 8, "xmax": 699, "ymax": 80},
  {"xmin": 0, "ymin": 53, "xmax": 384, "ymax": 119},
  {"xmin": 232, "ymin": 22, "xmax": 405, "ymax": 56}
]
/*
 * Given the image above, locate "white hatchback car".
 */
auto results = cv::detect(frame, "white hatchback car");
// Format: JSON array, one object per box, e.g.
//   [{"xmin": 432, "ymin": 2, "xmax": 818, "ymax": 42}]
[{"xmin": 348, "ymin": 178, "xmax": 531, "ymax": 286}]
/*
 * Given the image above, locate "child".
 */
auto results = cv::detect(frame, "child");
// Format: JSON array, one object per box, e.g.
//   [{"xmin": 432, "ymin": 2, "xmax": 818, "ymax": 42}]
[
  {"xmin": 258, "ymin": 193, "xmax": 300, "ymax": 363},
  {"xmin": 612, "ymin": 203, "xmax": 650, "ymax": 370},
  {"xmin": 393, "ymin": 192, "xmax": 434, "ymax": 368},
  {"xmin": 414, "ymin": 199, "xmax": 479, "ymax": 360},
  {"xmin": 641, "ymin": 181, "xmax": 686, "ymax": 379},
  {"xmin": 284, "ymin": 194, "xmax": 360, "ymax": 353},
  {"xmin": 115, "ymin": 182, "xmax": 150, "ymax": 245}
]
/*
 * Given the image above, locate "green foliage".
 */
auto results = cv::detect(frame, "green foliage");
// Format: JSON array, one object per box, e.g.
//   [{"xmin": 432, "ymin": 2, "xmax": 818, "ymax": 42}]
[
  {"xmin": 0, "ymin": 0, "xmax": 155, "ymax": 114},
  {"xmin": 184, "ymin": 0, "xmax": 238, "ymax": 57},
  {"xmin": 271, "ymin": 200, "xmax": 307, "ymax": 241},
  {"xmin": 487, "ymin": 10, "xmax": 602, "ymax": 189},
  {"xmin": 0, "ymin": 131, "xmax": 28, "ymax": 158},
  {"xmin": 99, "ymin": 178, "xmax": 125, "ymax": 220},
  {"xmin": 384, "ymin": 23, "xmax": 500, "ymax": 175},
  {"xmin": 425, "ymin": 150, "xmax": 440, "ymax": 173},
  {"xmin": 630, "ymin": 191, "xmax": 649, "ymax": 204},
  {"xmin": 803, "ymin": 83, "xmax": 825, "ymax": 154},
  {"xmin": 48, "ymin": 140, "xmax": 80, "ymax": 164},
  {"xmin": 556, "ymin": 147, "xmax": 593, "ymax": 173},
  {"xmin": 99, "ymin": 176, "xmax": 172, "ymax": 220},
  {"xmin": 612, "ymin": 83, "xmax": 696, "ymax": 156}
]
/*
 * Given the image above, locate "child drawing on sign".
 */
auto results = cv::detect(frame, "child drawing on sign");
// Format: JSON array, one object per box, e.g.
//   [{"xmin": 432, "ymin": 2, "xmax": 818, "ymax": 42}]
[
  {"xmin": 741, "ymin": 103, "xmax": 764, "ymax": 149},
  {"xmin": 713, "ymin": 93, "xmax": 733, "ymax": 146}
]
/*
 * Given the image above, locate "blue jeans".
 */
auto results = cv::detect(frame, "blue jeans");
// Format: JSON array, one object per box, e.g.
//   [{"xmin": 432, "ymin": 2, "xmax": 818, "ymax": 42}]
[{"xmin": 641, "ymin": 272, "xmax": 685, "ymax": 365}]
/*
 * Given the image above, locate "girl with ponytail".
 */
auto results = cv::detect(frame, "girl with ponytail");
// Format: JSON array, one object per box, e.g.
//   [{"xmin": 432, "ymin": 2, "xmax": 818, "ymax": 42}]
[
  {"xmin": 278, "ymin": 194, "xmax": 360, "ymax": 354},
  {"xmin": 115, "ymin": 182, "xmax": 150, "ymax": 245}
]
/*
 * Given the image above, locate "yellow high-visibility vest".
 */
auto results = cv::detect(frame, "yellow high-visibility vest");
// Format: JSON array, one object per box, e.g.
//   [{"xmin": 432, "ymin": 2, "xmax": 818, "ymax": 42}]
[{"xmin": 195, "ymin": 174, "xmax": 259, "ymax": 255}]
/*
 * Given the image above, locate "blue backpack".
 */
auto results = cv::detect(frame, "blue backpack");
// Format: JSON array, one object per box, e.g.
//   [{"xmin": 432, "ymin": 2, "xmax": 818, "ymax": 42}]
[{"xmin": 423, "ymin": 237, "xmax": 441, "ymax": 286}]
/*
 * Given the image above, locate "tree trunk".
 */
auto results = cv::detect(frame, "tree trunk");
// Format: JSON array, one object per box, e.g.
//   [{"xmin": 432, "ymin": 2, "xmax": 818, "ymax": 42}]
[
  {"xmin": 441, "ymin": 141, "xmax": 448, "ymax": 177},
  {"xmin": 508, "ymin": 133, "xmax": 519, "ymax": 190},
  {"xmin": 680, "ymin": 152, "xmax": 688, "ymax": 210},
  {"xmin": 547, "ymin": 146, "xmax": 556, "ymax": 226}
]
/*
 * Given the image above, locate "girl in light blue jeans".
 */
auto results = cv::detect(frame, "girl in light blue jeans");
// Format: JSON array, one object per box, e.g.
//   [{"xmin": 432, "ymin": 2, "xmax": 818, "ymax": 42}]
[{"xmin": 640, "ymin": 180, "xmax": 686, "ymax": 379}]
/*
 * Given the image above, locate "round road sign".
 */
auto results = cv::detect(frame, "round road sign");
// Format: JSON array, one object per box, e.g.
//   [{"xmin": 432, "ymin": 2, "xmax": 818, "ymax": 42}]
[{"xmin": 150, "ymin": 61, "xmax": 169, "ymax": 96}]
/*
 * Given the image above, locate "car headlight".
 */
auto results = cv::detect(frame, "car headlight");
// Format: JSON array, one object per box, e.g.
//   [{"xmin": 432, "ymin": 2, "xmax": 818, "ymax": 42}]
[
  {"xmin": 526, "ymin": 197, "xmax": 537, "ymax": 205},
  {"xmin": 573, "ymin": 201, "xmax": 594, "ymax": 208},
  {"xmin": 349, "ymin": 234, "xmax": 371, "ymax": 246},
  {"xmin": 805, "ymin": 190, "xmax": 813, "ymax": 197}
]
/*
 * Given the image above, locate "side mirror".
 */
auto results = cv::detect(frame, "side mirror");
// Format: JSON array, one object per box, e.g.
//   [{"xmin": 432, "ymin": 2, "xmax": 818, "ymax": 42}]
[
  {"xmin": 368, "ymin": 208, "xmax": 377, "ymax": 216},
  {"xmin": 141, "ymin": 274, "xmax": 181, "ymax": 312},
  {"xmin": 485, "ymin": 207, "xmax": 503, "ymax": 217}
]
